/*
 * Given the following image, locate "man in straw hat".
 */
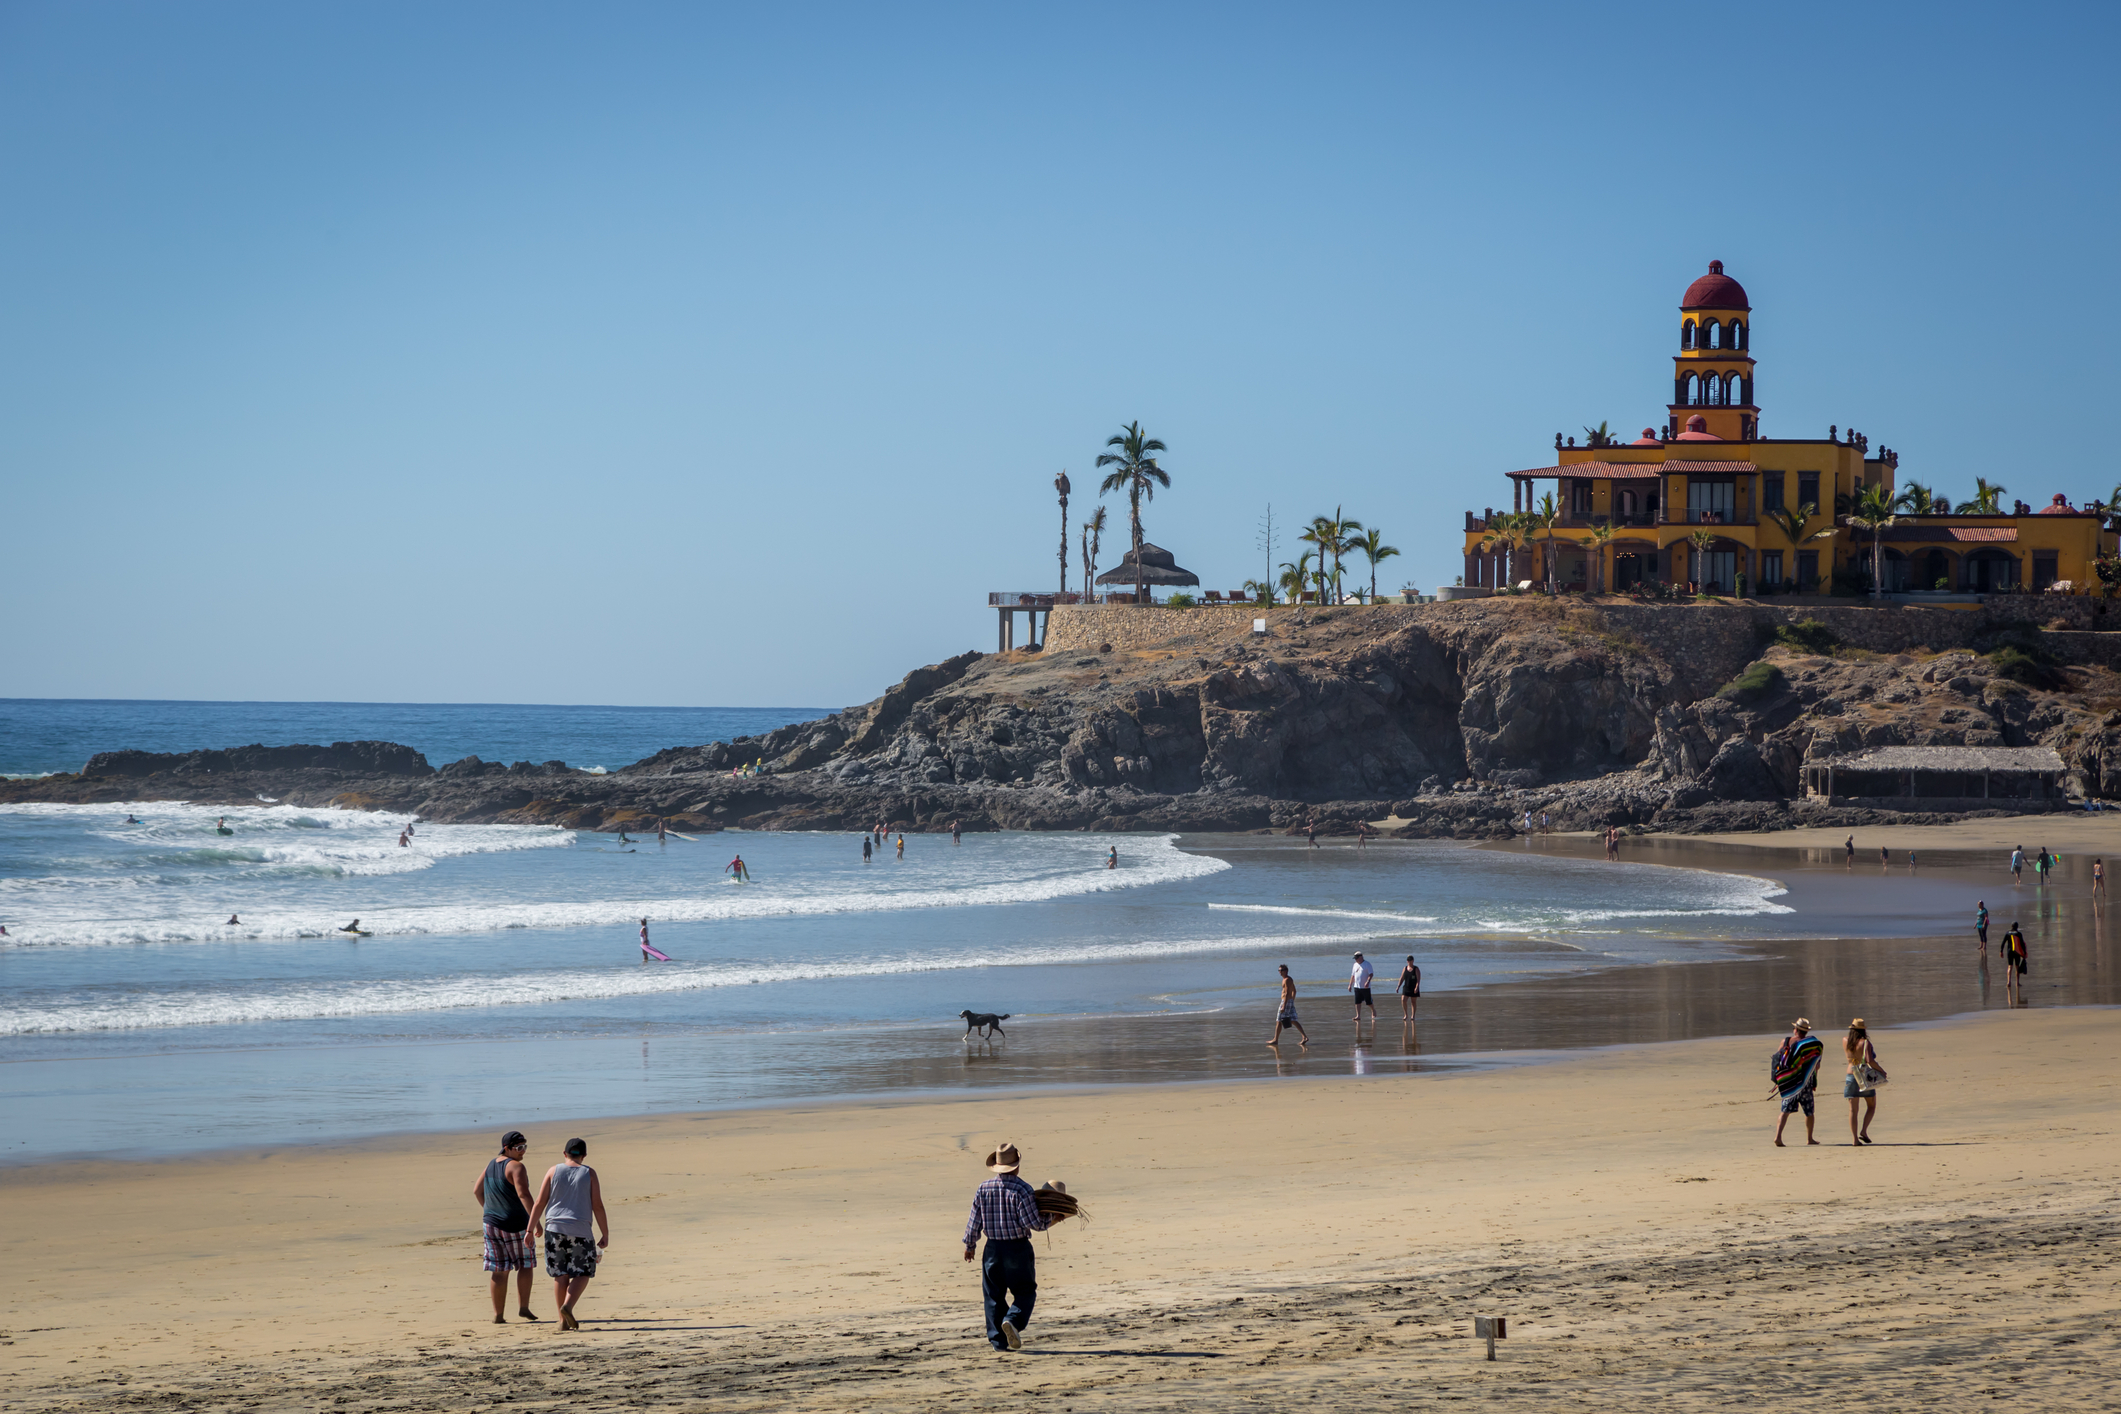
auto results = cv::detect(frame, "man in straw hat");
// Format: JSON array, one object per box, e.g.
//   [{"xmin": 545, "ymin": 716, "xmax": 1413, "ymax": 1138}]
[
  {"xmin": 961, "ymin": 1139, "xmax": 1067, "ymax": 1351},
  {"xmin": 1770, "ymin": 1018, "xmax": 1825, "ymax": 1147}
]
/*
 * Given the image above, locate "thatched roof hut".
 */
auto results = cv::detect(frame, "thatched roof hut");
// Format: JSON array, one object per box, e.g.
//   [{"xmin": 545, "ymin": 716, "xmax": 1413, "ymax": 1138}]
[{"xmin": 1095, "ymin": 543, "xmax": 1200, "ymax": 587}]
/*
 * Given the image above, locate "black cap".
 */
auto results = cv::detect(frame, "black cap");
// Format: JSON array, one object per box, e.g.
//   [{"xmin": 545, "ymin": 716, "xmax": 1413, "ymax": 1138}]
[
  {"xmin": 501, "ymin": 1130, "xmax": 527, "ymax": 1149},
  {"xmin": 564, "ymin": 1137, "xmax": 588, "ymax": 1158}
]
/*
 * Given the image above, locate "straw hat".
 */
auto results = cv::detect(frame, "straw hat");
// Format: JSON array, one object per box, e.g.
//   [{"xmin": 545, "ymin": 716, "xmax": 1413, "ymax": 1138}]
[
  {"xmin": 1792, "ymin": 1017, "xmax": 1813, "ymax": 1033},
  {"xmin": 1850, "ymin": 1018, "xmax": 1867, "ymax": 1029},
  {"xmin": 984, "ymin": 1140, "xmax": 1022, "ymax": 1173}
]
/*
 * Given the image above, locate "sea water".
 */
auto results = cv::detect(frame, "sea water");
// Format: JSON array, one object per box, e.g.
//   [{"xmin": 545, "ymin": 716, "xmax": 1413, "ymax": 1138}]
[{"xmin": 0, "ymin": 793, "xmax": 2020, "ymax": 1163}]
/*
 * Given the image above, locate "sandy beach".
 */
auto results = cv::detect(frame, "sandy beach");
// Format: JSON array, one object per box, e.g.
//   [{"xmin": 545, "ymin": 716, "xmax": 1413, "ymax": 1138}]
[
  {"xmin": 1671, "ymin": 813, "xmax": 2121, "ymax": 857},
  {"xmin": 6, "ymin": 1005, "xmax": 2115, "ymax": 1413}
]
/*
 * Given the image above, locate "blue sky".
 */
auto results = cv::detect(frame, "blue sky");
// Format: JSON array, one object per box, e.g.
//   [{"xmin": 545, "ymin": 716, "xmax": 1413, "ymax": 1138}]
[{"xmin": 3, "ymin": 2, "xmax": 2115, "ymax": 707}]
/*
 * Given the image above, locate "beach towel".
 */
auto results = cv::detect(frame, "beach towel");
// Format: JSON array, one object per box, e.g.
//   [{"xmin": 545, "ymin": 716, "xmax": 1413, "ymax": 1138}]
[{"xmin": 1771, "ymin": 1034, "xmax": 1823, "ymax": 1097}]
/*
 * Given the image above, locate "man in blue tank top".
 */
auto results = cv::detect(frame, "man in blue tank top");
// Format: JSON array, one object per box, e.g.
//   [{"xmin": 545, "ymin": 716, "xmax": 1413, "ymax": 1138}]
[{"xmin": 472, "ymin": 1131, "xmax": 540, "ymax": 1322}]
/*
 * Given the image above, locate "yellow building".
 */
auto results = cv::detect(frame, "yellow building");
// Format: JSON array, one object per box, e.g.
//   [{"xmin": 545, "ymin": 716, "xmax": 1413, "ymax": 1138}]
[{"xmin": 1461, "ymin": 262, "xmax": 2115, "ymax": 597}]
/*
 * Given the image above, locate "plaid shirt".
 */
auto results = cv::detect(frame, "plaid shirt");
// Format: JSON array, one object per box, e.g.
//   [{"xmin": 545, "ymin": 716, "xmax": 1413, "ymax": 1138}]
[{"xmin": 963, "ymin": 1174, "xmax": 1048, "ymax": 1247}]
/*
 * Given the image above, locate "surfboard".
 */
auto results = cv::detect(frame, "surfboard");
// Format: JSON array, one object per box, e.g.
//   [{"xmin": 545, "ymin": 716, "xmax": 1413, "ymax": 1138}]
[
  {"xmin": 339, "ymin": 929, "xmax": 370, "ymax": 937},
  {"xmin": 665, "ymin": 831, "xmax": 700, "ymax": 842},
  {"xmin": 216, "ymin": 828, "xmax": 234, "ymax": 836}
]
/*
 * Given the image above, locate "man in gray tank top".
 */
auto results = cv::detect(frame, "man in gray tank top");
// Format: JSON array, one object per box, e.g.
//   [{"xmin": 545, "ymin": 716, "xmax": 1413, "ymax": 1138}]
[
  {"xmin": 471, "ymin": 1131, "xmax": 539, "ymax": 1322},
  {"xmin": 529, "ymin": 1137, "xmax": 610, "ymax": 1331}
]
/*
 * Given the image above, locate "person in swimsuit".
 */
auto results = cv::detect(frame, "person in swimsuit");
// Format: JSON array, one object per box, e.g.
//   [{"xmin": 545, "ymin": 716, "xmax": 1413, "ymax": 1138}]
[
  {"xmin": 656, "ymin": 818, "xmax": 667, "ymax": 843},
  {"xmin": 951, "ymin": 820, "xmax": 962, "ymax": 844},
  {"xmin": 725, "ymin": 854, "xmax": 749, "ymax": 882},
  {"xmin": 2096, "ymin": 859, "xmax": 2107, "ymax": 895},
  {"xmin": 226, "ymin": 914, "xmax": 240, "ymax": 926},
  {"xmin": 529, "ymin": 1137, "xmax": 609, "ymax": 1332},
  {"xmin": 1268, "ymin": 964, "xmax": 1308, "ymax": 1047},
  {"xmin": 472, "ymin": 1130, "xmax": 539, "ymax": 1323},
  {"xmin": 896, "ymin": 833, "xmax": 905, "ymax": 859},
  {"xmin": 1842, "ymin": 1020, "xmax": 1887, "ymax": 1145},
  {"xmin": 399, "ymin": 829, "xmax": 410, "ymax": 847},
  {"xmin": 1306, "ymin": 821, "xmax": 1318, "ymax": 848},
  {"xmin": 1105, "ymin": 846, "xmax": 1118, "ymax": 870},
  {"xmin": 1880, "ymin": 845, "xmax": 1890, "ymax": 868},
  {"xmin": 1397, "ymin": 955, "xmax": 1421, "ymax": 1021},
  {"xmin": 862, "ymin": 836, "xmax": 873, "ymax": 864},
  {"xmin": 2011, "ymin": 846, "xmax": 2023, "ymax": 882},
  {"xmin": 1975, "ymin": 902, "xmax": 1988, "ymax": 951},
  {"xmin": 2002, "ymin": 923, "xmax": 2028, "ymax": 998}
]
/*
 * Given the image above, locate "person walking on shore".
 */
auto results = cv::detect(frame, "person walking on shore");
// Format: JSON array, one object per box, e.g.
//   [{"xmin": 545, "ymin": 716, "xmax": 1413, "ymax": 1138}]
[
  {"xmin": 960, "ymin": 1139, "xmax": 1064, "ymax": 1351},
  {"xmin": 1397, "ymin": 955, "xmax": 1421, "ymax": 1021},
  {"xmin": 1347, "ymin": 952, "xmax": 1376, "ymax": 1024},
  {"xmin": 2095, "ymin": 859, "xmax": 2106, "ymax": 896},
  {"xmin": 529, "ymin": 1138, "xmax": 609, "ymax": 1332},
  {"xmin": 1269, "ymin": 964, "xmax": 1308, "ymax": 1047},
  {"xmin": 2036, "ymin": 846, "xmax": 2052, "ymax": 882},
  {"xmin": 1976, "ymin": 902, "xmax": 1989, "ymax": 951},
  {"xmin": 1880, "ymin": 844, "xmax": 1890, "ymax": 869},
  {"xmin": 2002, "ymin": 923, "xmax": 2028, "ymax": 998},
  {"xmin": 473, "ymin": 1131, "xmax": 540, "ymax": 1323},
  {"xmin": 2011, "ymin": 846, "xmax": 2024, "ymax": 882},
  {"xmin": 1770, "ymin": 1018, "xmax": 1824, "ymax": 1147},
  {"xmin": 1844, "ymin": 835, "xmax": 1855, "ymax": 867},
  {"xmin": 1843, "ymin": 1020, "xmax": 1887, "ymax": 1145},
  {"xmin": 725, "ymin": 853, "xmax": 749, "ymax": 882}
]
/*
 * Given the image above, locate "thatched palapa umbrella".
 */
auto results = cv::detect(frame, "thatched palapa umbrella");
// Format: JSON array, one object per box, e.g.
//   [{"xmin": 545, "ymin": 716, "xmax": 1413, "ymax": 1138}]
[{"xmin": 1094, "ymin": 543, "xmax": 1199, "ymax": 601}]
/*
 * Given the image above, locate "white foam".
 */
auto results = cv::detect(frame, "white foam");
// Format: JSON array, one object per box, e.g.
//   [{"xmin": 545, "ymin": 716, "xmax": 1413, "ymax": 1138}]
[
  {"xmin": 0, "ymin": 925, "xmax": 1424, "ymax": 1034},
  {"xmin": 1208, "ymin": 903, "xmax": 1439, "ymax": 923}
]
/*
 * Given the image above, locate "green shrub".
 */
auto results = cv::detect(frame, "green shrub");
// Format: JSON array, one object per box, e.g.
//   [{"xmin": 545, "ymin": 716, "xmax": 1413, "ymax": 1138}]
[
  {"xmin": 1717, "ymin": 661, "xmax": 1785, "ymax": 702},
  {"xmin": 1166, "ymin": 592, "xmax": 1196, "ymax": 608},
  {"xmin": 1774, "ymin": 618, "xmax": 1839, "ymax": 655},
  {"xmin": 1988, "ymin": 644, "xmax": 2064, "ymax": 689}
]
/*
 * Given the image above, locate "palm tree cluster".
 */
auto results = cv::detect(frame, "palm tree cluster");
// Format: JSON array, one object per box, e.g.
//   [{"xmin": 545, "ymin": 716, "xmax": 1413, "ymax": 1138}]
[{"xmin": 1272, "ymin": 508, "xmax": 1398, "ymax": 605}]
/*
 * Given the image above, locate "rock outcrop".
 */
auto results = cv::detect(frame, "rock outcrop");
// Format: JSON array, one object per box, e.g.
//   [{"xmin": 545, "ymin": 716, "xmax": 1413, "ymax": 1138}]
[{"xmin": 9, "ymin": 600, "xmax": 2117, "ymax": 836}]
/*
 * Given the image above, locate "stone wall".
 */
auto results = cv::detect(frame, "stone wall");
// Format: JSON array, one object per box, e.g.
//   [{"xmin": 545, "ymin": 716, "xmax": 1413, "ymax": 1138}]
[{"xmin": 1043, "ymin": 603, "xmax": 1430, "ymax": 653}]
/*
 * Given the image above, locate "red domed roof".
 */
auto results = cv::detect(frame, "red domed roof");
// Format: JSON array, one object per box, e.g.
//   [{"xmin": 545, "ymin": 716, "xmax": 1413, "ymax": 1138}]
[
  {"xmin": 1682, "ymin": 260, "xmax": 1750, "ymax": 311},
  {"xmin": 2037, "ymin": 494, "xmax": 2076, "ymax": 514},
  {"xmin": 1674, "ymin": 414, "xmax": 1722, "ymax": 442}
]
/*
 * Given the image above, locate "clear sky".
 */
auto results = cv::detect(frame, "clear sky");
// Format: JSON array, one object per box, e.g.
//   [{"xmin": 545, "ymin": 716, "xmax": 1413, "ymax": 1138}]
[{"xmin": 3, "ymin": 2, "xmax": 2115, "ymax": 708}]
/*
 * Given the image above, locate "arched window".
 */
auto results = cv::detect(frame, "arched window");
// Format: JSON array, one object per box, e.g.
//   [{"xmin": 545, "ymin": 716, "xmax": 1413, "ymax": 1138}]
[
  {"xmin": 1736, "ymin": 321, "xmax": 1748, "ymax": 351},
  {"xmin": 1707, "ymin": 376, "xmax": 1724, "ymax": 406},
  {"xmin": 1682, "ymin": 319, "xmax": 1695, "ymax": 350},
  {"xmin": 1725, "ymin": 373, "xmax": 1742, "ymax": 405},
  {"xmin": 1739, "ymin": 375, "xmax": 1752, "ymax": 405}
]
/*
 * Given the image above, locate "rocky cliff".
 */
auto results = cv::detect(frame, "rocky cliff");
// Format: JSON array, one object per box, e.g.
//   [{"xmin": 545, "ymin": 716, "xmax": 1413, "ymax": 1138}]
[{"xmin": 10, "ymin": 599, "xmax": 2120, "ymax": 836}]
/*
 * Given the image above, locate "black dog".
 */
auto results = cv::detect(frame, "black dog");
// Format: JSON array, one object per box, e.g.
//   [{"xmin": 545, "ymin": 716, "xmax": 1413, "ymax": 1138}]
[{"xmin": 960, "ymin": 1009, "xmax": 1010, "ymax": 1038}]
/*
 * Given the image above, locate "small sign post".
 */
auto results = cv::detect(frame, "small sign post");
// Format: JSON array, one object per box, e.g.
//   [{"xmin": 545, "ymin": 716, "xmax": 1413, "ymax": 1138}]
[
  {"xmin": 1473, "ymin": 1316, "xmax": 1507, "ymax": 1361},
  {"xmin": 1253, "ymin": 617, "xmax": 1267, "ymax": 637}
]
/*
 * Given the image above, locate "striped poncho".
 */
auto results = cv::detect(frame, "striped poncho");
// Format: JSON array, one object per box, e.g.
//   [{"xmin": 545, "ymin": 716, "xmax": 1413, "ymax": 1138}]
[{"xmin": 1771, "ymin": 1034, "xmax": 1824, "ymax": 1097}]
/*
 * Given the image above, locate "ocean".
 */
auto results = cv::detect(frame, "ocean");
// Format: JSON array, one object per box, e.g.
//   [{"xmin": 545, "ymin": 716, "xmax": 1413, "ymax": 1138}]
[{"xmin": 0, "ymin": 699, "xmax": 2045, "ymax": 1165}]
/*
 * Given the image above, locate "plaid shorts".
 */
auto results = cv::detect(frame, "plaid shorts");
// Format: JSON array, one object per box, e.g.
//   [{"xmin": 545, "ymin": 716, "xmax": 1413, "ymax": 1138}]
[{"xmin": 483, "ymin": 1223, "xmax": 536, "ymax": 1272}]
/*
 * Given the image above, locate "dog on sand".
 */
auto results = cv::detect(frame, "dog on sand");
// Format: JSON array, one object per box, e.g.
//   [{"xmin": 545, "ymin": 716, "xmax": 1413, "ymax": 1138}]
[{"xmin": 959, "ymin": 1009, "xmax": 1010, "ymax": 1038}]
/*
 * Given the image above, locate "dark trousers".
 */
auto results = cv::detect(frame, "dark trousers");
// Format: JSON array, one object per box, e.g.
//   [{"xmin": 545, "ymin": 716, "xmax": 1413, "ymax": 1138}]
[{"xmin": 980, "ymin": 1237, "xmax": 1037, "ymax": 1346}]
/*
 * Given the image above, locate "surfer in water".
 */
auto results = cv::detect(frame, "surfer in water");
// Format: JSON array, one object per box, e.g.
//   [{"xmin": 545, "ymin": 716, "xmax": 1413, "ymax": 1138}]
[
  {"xmin": 125, "ymin": 814, "xmax": 139, "ymax": 825},
  {"xmin": 226, "ymin": 914, "xmax": 240, "ymax": 926},
  {"xmin": 617, "ymin": 829, "xmax": 636, "ymax": 847},
  {"xmin": 399, "ymin": 829, "xmax": 411, "ymax": 847},
  {"xmin": 639, "ymin": 918, "xmax": 670, "ymax": 962},
  {"xmin": 339, "ymin": 919, "xmax": 364, "ymax": 936},
  {"xmin": 725, "ymin": 854, "xmax": 750, "ymax": 882},
  {"xmin": 656, "ymin": 818, "xmax": 667, "ymax": 844}
]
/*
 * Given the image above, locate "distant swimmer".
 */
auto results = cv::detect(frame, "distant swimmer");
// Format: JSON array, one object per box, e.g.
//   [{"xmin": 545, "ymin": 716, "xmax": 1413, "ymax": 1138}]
[
  {"xmin": 863, "ymin": 836, "xmax": 873, "ymax": 864},
  {"xmin": 0, "ymin": 925, "xmax": 9, "ymax": 936},
  {"xmin": 1105, "ymin": 845, "xmax": 1118, "ymax": 870},
  {"xmin": 227, "ymin": 914, "xmax": 241, "ymax": 926},
  {"xmin": 339, "ymin": 919, "xmax": 367, "ymax": 936},
  {"xmin": 639, "ymin": 918, "xmax": 670, "ymax": 963},
  {"xmin": 896, "ymin": 833, "xmax": 905, "ymax": 859},
  {"xmin": 217, "ymin": 817, "xmax": 234, "ymax": 836},
  {"xmin": 124, "ymin": 814, "xmax": 139, "ymax": 824},
  {"xmin": 399, "ymin": 830, "xmax": 410, "ymax": 847},
  {"xmin": 656, "ymin": 818, "xmax": 667, "ymax": 843},
  {"xmin": 725, "ymin": 854, "xmax": 750, "ymax": 883},
  {"xmin": 951, "ymin": 819, "xmax": 962, "ymax": 844}
]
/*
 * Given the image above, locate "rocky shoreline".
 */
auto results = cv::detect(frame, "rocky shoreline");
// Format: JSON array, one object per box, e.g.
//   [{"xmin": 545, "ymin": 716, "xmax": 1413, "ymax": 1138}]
[{"xmin": 6, "ymin": 599, "xmax": 2111, "ymax": 838}]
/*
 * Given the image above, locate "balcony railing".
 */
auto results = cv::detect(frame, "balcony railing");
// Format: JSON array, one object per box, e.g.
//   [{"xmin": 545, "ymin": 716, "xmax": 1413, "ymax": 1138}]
[{"xmin": 1662, "ymin": 508, "xmax": 1756, "ymax": 526}]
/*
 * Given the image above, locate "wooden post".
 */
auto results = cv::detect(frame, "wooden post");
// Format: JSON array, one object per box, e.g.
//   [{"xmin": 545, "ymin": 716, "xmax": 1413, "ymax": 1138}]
[{"xmin": 1473, "ymin": 1316, "xmax": 1506, "ymax": 1360}]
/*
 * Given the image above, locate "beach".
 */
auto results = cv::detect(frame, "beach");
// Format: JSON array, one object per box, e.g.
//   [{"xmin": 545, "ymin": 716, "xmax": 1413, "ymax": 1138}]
[{"xmin": 4, "ymin": 1005, "xmax": 2114, "ymax": 1412}]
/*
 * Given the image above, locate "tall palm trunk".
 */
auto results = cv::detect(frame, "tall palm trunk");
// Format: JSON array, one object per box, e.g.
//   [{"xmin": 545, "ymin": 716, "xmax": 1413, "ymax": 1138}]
[{"xmin": 1130, "ymin": 487, "xmax": 1145, "ymax": 604}]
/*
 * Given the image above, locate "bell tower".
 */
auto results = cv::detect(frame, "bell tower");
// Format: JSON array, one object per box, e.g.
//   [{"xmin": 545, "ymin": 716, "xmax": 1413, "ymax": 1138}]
[{"xmin": 1669, "ymin": 260, "xmax": 1756, "ymax": 442}]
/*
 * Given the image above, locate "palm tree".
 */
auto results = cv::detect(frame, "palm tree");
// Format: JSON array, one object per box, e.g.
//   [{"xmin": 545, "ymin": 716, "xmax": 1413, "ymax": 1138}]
[
  {"xmin": 1529, "ymin": 493, "xmax": 1563, "ymax": 593},
  {"xmin": 1299, "ymin": 508, "xmax": 1365, "ymax": 604},
  {"xmin": 1766, "ymin": 502, "xmax": 1831, "ymax": 592},
  {"xmin": 1845, "ymin": 482, "xmax": 1903, "ymax": 596},
  {"xmin": 1240, "ymin": 578, "xmax": 1273, "ymax": 605},
  {"xmin": 1055, "ymin": 470, "xmax": 1071, "ymax": 597},
  {"xmin": 1968, "ymin": 478, "xmax": 2007, "ymax": 514},
  {"xmin": 1079, "ymin": 505, "xmax": 1107, "ymax": 600},
  {"xmin": 1356, "ymin": 528, "xmax": 1400, "ymax": 601},
  {"xmin": 1582, "ymin": 421, "xmax": 1615, "ymax": 449},
  {"xmin": 1897, "ymin": 481, "xmax": 1935, "ymax": 515},
  {"xmin": 1297, "ymin": 517, "xmax": 1334, "ymax": 599},
  {"xmin": 1478, "ymin": 511, "xmax": 1528, "ymax": 587},
  {"xmin": 1277, "ymin": 552, "xmax": 1312, "ymax": 606},
  {"xmin": 1587, "ymin": 522, "xmax": 1616, "ymax": 594},
  {"xmin": 1095, "ymin": 422, "xmax": 1170, "ymax": 603},
  {"xmin": 1688, "ymin": 528, "xmax": 1716, "ymax": 591}
]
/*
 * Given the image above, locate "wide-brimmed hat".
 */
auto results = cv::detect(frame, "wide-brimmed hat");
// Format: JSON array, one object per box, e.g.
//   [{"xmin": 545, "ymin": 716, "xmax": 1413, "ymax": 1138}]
[
  {"xmin": 985, "ymin": 1140, "xmax": 1022, "ymax": 1173},
  {"xmin": 1792, "ymin": 1017, "xmax": 1813, "ymax": 1032},
  {"xmin": 1850, "ymin": 1017, "xmax": 1868, "ymax": 1029}
]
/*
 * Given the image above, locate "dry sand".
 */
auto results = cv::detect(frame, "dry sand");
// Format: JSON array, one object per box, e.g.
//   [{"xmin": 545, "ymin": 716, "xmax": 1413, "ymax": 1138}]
[
  {"xmin": 1675, "ymin": 813, "xmax": 2121, "ymax": 856},
  {"xmin": 5, "ymin": 1007, "xmax": 2117, "ymax": 1412}
]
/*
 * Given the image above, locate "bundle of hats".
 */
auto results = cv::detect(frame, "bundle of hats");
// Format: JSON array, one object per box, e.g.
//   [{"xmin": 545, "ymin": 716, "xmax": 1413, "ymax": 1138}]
[{"xmin": 983, "ymin": 1140, "xmax": 1086, "ymax": 1222}]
